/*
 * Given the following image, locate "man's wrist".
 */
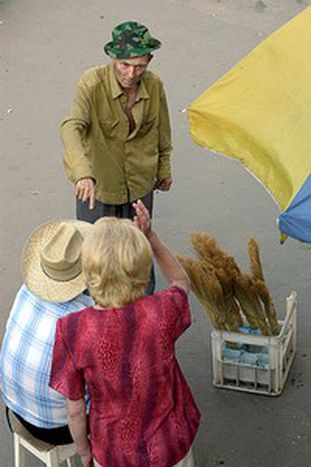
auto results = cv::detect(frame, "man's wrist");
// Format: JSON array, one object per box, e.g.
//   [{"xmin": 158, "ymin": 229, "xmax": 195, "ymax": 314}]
[{"xmin": 76, "ymin": 177, "xmax": 96, "ymax": 183}]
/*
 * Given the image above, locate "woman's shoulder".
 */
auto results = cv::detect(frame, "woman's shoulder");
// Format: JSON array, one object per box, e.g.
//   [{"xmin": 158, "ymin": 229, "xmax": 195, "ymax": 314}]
[
  {"xmin": 137, "ymin": 286, "xmax": 191, "ymax": 338},
  {"xmin": 153, "ymin": 285, "xmax": 187, "ymax": 300},
  {"xmin": 139, "ymin": 285, "xmax": 188, "ymax": 311},
  {"xmin": 58, "ymin": 305, "xmax": 93, "ymax": 327}
]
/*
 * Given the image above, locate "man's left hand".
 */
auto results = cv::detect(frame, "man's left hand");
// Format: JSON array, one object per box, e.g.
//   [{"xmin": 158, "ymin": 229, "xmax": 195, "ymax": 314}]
[{"xmin": 155, "ymin": 177, "xmax": 172, "ymax": 191}]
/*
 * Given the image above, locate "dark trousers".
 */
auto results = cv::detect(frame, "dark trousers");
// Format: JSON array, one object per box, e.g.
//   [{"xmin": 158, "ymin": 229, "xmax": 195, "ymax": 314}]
[
  {"xmin": 76, "ymin": 191, "xmax": 155, "ymax": 295},
  {"xmin": 12, "ymin": 411, "xmax": 72, "ymax": 445}
]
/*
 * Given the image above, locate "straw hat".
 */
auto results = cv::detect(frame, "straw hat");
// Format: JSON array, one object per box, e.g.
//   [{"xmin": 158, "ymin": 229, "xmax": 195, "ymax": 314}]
[{"xmin": 22, "ymin": 220, "xmax": 92, "ymax": 303}]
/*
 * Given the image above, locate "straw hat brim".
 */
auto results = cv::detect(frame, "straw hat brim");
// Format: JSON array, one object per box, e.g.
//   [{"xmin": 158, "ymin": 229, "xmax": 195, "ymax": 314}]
[{"xmin": 22, "ymin": 220, "xmax": 92, "ymax": 303}]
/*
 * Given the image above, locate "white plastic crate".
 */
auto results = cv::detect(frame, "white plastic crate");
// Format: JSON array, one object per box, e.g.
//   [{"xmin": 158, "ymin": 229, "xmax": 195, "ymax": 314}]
[{"xmin": 211, "ymin": 292, "xmax": 297, "ymax": 396}]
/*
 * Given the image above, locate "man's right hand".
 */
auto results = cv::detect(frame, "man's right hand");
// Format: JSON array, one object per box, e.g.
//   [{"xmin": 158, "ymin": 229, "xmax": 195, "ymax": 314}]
[{"xmin": 75, "ymin": 178, "xmax": 95, "ymax": 210}]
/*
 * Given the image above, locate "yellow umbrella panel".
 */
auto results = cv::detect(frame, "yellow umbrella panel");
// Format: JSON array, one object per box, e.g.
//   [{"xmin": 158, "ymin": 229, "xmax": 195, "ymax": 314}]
[{"xmin": 187, "ymin": 7, "xmax": 311, "ymax": 242}]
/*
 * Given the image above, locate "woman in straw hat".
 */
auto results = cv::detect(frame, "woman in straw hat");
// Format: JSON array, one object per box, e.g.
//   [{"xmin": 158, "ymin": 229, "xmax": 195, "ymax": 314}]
[
  {"xmin": 50, "ymin": 200, "xmax": 200, "ymax": 467},
  {"xmin": 0, "ymin": 220, "xmax": 93, "ymax": 444}
]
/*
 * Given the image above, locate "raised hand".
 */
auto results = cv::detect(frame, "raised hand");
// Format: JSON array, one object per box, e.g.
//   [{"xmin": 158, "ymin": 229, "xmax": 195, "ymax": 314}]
[{"xmin": 133, "ymin": 199, "xmax": 152, "ymax": 238}]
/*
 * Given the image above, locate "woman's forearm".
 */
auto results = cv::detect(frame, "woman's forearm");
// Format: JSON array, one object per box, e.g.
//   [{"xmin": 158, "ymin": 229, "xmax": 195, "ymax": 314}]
[
  {"xmin": 67, "ymin": 399, "xmax": 90, "ymax": 457},
  {"xmin": 148, "ymin": 230, "xmax": 189, "ymax": 292},
  {"xmin": 133, "ymin": 199, "xmax": 189, "ymax": 292}
]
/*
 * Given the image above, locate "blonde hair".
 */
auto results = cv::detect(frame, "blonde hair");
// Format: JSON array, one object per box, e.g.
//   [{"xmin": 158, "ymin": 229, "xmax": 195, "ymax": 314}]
[{"xmin": 82, "ymin": 217, "xmax": 152, "ymax": 308}]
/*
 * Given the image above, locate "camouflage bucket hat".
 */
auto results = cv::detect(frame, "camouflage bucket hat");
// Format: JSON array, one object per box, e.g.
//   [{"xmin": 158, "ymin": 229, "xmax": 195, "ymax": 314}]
[{"xmin": 104, "ymin": 21, "xmax": 161, "ymax": 59}]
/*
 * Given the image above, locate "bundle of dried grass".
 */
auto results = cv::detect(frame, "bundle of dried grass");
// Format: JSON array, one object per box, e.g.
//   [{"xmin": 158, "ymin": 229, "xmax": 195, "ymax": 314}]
[
  {"xmin": 185, "ymin": 233, "xmax": 243, "ymax": 331},
  {"xmin": 248, "ymin": 239, "xmax": 279, "ymax": 335},
  {"xmin": 212, "ymin": 267, "xmax": 243, "ymax": 331},
  {"xmin": 177, "ymin": 232, "xmax": 279, "ymax": 336},
  {"xmin": 191, "ymin": 232, "xmax": 266, "ymax": 332},
  {"xmin": 231, "ymin": 272, "xmax": 270, "ymax": 335},
  {"xmin": 176, "ymin": 254, "xmax": 226, "ymax": 331},
  {"xmin": 191, "ymin": 232, "xmax": 240, "ymax": 276}
]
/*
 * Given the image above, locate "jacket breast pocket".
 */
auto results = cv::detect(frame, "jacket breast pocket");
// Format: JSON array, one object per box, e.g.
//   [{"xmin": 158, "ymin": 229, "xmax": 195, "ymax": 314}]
[{"xmin": 99, "ymin": 118, "xmax": 120, "ymax": 139}]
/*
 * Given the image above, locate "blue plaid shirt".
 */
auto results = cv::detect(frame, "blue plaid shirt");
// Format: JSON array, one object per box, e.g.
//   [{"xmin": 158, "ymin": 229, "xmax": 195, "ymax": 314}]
[{"xmin": 0, "ymin": 285, "xmax": 92, "ymax": 428}]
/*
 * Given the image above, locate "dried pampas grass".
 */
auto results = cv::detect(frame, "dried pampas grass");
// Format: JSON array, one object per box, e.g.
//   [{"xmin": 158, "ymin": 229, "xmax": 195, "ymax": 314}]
[
  {"xmin": 248, "ymin": 239, "xmax": 279, "ymax": 334},
  {"xmin": 176, "ymin": 254, "xmax": 226, "ymax": 330},
  {"xmin": 177, "ymin": 233, "xmax": 279, "ymax": 336}
]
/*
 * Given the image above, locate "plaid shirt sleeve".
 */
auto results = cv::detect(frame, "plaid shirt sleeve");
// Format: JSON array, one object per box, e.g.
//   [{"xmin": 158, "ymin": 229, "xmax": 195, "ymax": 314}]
[{"xmin": 50, "ymin": 317, "xmax": 85, "ymax": 400}]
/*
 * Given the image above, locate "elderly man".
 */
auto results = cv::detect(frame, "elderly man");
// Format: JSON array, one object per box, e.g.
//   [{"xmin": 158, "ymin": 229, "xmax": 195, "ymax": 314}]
[
  {"xmin": 61, "ymin": 21, "xmax": 173, "ymax": 293},
  {"xmin": 0, "ymin": 220, "xmax": 92, "ymax": 444}
]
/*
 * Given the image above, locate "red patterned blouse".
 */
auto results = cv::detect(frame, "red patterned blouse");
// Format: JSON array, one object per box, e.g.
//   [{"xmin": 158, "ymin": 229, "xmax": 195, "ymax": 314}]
[{"xmin": 50, "ymin": 286, "xmax": 200, "ymax": 466}]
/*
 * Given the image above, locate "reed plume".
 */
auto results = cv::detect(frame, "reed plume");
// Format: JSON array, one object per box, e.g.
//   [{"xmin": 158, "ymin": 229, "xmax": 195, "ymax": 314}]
[
  {"xmin": 191, "ymin": 232, "xmax": 243, "ymax": 330},
  {"xmin": 248, "ymin": 239, "xmax": 279, "ymax": 334},
  {"xmin": 191, "ymin": 232, "xmax": 240, "ymax": 276},
  {"xmin": 231, "ymin": 272, "xmax": 270, "ymax": 335},
  {"xmin": 176, "ymin": 233, "xmax": 278, "ymax": 337},
  {"xmin": 176, "ymin": 254, "xmax": 226, "ymax": 330}
]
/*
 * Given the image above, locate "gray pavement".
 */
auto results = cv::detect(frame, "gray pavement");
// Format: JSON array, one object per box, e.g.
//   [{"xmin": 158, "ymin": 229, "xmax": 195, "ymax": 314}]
[{"xmin": 1, "ymin": 0, "xmax": 311, "ymax": 465}]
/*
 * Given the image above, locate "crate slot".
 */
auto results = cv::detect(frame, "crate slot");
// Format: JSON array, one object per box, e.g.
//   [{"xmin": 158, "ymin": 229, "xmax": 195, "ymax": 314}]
[{"xmin": 211, "ymin": 292, "xmax": 297, "ymax": 396}]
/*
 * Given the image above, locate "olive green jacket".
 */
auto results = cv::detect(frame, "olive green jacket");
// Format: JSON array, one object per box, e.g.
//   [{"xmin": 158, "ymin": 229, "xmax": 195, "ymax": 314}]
[{"xmin": 61, "ymin": 64, "xmax": 172, "ymax": 204}]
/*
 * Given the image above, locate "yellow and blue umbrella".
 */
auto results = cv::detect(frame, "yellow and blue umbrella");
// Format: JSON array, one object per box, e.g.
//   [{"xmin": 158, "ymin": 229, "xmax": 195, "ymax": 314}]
[{"xmin": 187, "ymin": 7, "xmax": 311, "ymax": 243}]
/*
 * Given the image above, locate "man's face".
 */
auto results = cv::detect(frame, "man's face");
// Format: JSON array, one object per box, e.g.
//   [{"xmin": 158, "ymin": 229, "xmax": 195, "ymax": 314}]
[{"xmin": 113, "ymin": 55, "xmax": 152, "ymax": 90}]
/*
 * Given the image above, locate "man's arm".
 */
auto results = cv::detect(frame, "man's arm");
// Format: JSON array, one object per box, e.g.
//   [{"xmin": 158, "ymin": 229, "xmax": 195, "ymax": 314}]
[
  {"xmin": 156, "ymin": 83, "xmax": 173, "ymax": 191},
  {"xmin": 155, "ymin": 177, "xmax": 172, "ymax": 191},
  {"xmin": 61, "ymin": 75, "xmax": 96, "ymax": 208}
]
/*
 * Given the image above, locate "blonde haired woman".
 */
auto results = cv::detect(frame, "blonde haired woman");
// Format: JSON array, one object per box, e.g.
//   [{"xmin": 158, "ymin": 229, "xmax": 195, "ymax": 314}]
[{"xmin": 50, "ymin": 200, "xmax": 200, "ymax": 467}]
